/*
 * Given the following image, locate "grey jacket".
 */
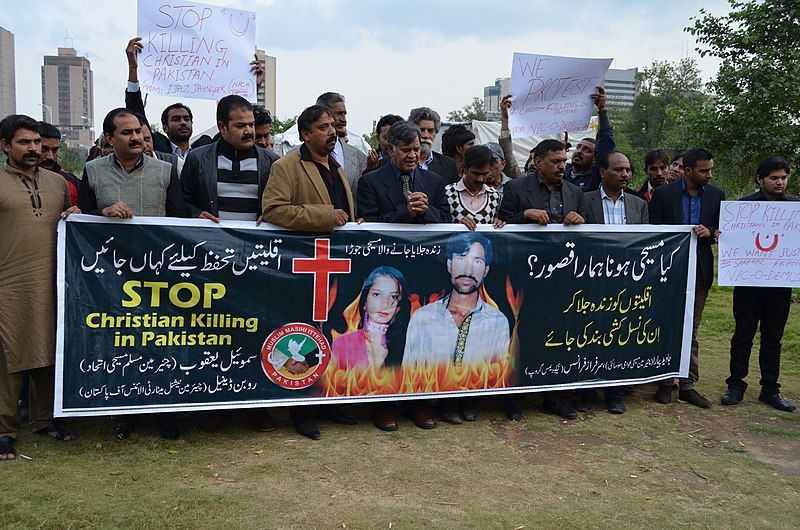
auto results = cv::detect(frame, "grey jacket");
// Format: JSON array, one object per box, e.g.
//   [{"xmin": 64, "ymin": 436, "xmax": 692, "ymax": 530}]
[
  {"xmin": 581, "ymin": 188, "xmax": 649, "ymax": 224},
  {"xmin": 340, "ymin": 138, "xmax": 367, "ymax": 198}
]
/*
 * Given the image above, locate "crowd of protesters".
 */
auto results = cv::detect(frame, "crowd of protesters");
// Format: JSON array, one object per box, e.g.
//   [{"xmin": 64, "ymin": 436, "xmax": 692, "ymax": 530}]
[{"xmin": 0, "ymin": 37, "xmax": 796, "ymax": 460}]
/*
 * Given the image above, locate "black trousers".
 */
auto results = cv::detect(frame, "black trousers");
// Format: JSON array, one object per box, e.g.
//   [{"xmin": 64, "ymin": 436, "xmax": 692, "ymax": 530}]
[{"xmin": 726, "ymin": 286, "xmax": 792, "ymax": 394}]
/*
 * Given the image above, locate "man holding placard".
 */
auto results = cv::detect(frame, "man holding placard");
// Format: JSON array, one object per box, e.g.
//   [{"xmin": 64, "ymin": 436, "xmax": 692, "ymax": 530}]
[{"xmin": 721, "ymin": 156, "xmax": 797, "ymax": 412}]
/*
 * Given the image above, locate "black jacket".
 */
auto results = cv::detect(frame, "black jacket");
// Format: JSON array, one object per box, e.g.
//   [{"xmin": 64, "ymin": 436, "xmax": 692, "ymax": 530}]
[
  {"xmin": 379, "ymin": 151, "xmax": 459, "ymax": 185},
  {"xmin": 180, "ymin": 141, "xmax": 280, "ymax": 217},
  {"xmin": 497, "ymin": 172, "xmax": 584, "ymax": 224},
  {"xmin": 124, "ymin": 88, "xmax": 172, "ymax": 154},
  {"xmin": 649, "ymin": 179, "xmax": 725, "ymax": 290},
  {"xmin": 357, "ymin": 163, "xmax": 452, "ymax": 223}
]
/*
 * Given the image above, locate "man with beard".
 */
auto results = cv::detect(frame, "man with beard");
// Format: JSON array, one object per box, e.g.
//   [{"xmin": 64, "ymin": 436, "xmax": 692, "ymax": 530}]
[
  {"xmin": 316, "ymin": 92, "xmax": 368, "ymax": 197},
  {"xmin": 441, "ymin": 124, "xmax": 476, "ymax": 177},
  {"xmin": 498, "ymin": 138, "xmax": 585, "ymax": 420},
  {"xmin": 262, "ymin": 104, "xmax": 358, "ymax": 439},
  {"xmin": 181, "ymin": 95, "xmax": 279, "ymax": 224},
  {"xmin": 637, "ymin": 149, "xmax": 670, "ymax": 203},
  {"xmin": 407, "ymin": 107, "xmax": 459, "ymax": 184},
  {"xmin": 577, "ymin": 151, "xmax": 648, "ymax": 414},
  {"xmin": 38, "ymin": 121, "xmax": 81, "ymax": 206},
  {"xmin": 78, "ymin": 108, "xmax": 185, "ymax": 219},
  {"xmin": 650, "ymin": 147, "xmax": 725, "ymax": 409},
  {"xmin": 403, "ymin": 232, "xmax": 509, "ymax": 367},
  {"xmin": 0, "ymin": 115, "xmax": 80, "ymax": 460},
  {"xmin": 564, "ymin": 87, "xmax": 613, "ymax": 192}
]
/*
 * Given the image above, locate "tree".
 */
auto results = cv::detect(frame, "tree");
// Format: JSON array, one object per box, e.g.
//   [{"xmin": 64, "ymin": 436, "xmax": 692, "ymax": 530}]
[
  {"xmin": 619, "ymin": 58, "xmax": 706, "ymax": 160},
  {"xmin": 686, "ymin": 0, "xmax": 800, "ymax": 195},
  {"xmin": 270, "ymin": 115, "xmax": 297, "ymax": 135},
  {"xmin": 58, "ymin": 142, "xmax": 87, "ymax": 175},
  {"xmin": 446, "ymin": 98, "xmax": 486, "ymax": 123}
]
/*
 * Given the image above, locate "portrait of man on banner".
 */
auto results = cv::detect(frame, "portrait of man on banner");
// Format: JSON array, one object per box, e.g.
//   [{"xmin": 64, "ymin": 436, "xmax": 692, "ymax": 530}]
[{"xmin": 403, "ymin": 232, "xmax": 510, "ymax": 368}]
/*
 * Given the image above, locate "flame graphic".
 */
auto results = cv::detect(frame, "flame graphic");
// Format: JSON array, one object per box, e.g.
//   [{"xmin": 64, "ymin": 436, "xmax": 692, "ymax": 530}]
[{"xmin": 321, "ymin": 278, "xmax": 520, "ymax": 396}]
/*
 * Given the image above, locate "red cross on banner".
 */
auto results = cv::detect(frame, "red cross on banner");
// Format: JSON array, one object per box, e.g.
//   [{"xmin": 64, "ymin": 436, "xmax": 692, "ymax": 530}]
[{"xmin": 292, "ymin": 238, "xmax": 351, "ymax": 322}]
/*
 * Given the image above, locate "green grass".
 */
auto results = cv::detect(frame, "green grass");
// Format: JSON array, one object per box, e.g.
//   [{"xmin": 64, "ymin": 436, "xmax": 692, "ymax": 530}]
[{"xmin": 1, "ymin": 286, "xmax": 799, "ymax": 529}]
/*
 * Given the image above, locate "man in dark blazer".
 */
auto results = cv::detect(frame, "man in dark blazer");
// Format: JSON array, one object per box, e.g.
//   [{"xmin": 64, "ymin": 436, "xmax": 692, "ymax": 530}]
[
  {"xmin": 356, "ymin": 120, "xmax": 450, "ymax": 432},
  {"xmin": 497, "ymin": 139, "xmax": 585, "ymax": 421},
  {"xmin": 649, "ymin": 146, "xmax": 725, "ymax": 409},
  {"xmin": 578, "ymin": 151, "xmax": 648, "ymax": 414},
  {"xmin": 358, "ymin": 121, "xmax": 451, "ymax": 224}
]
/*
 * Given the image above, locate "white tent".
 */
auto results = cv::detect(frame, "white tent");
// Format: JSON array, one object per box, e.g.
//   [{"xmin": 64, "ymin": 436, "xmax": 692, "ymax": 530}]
[{"xmin": 272, "ymin": 124, "xmax": 372, "ymax": 157}]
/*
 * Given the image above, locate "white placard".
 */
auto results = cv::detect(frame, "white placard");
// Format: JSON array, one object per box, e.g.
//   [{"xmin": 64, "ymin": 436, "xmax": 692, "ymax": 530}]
[
  {"xmin": 718, "ymin": 200, "xmax": 800, "ymax": 287},
  {"xmin": 508, "ymin": 53, "xmax": 612, "ymax": 138},
  {"xmin": 137, "ymin": 0, "xmax": 256, "ymax": 102}
]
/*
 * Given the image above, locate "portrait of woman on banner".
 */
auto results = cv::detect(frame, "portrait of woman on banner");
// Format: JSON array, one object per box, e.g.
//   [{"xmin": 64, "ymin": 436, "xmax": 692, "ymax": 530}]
[{"xmin": 332, "ymin": 266, "xmax": 411, "ymax": 369}]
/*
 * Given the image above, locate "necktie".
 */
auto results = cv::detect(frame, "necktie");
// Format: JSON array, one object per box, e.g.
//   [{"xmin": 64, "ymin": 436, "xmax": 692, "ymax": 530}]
[{"xmin": 401, "ymin": 173, "xmax": 411, "ymax": 200}]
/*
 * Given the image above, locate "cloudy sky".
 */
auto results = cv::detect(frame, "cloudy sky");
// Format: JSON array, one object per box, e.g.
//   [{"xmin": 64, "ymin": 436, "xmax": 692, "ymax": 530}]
[{"xmin": 1, "ymin": 0, "xmax": 730, "ymax": 137}]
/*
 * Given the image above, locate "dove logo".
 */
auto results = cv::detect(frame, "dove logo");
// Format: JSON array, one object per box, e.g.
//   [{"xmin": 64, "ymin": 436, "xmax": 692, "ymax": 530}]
[{"xmin": 261, "ymin": 323, "xmax": 331, "ymax": 389}]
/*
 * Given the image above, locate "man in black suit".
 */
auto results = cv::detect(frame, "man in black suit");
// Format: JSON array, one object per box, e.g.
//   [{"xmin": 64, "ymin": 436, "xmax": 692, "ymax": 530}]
[
  {"xmin": 497, "ymin": 139, "xmax": 585, "ymax": 420},
  {"xmin": 358, "ymin": 121, "xmax": 451, "ymax": 224},
  {"xmin": 408, "ymin": 107, "xmax": 460, "ymax": 185},
  {"xmin": 357, "ymin": 120, "xmax": 451, "ymax": 432},
  {"xmin": 650, "ymin": 146, "xmax": 725, "ymax": 408}
]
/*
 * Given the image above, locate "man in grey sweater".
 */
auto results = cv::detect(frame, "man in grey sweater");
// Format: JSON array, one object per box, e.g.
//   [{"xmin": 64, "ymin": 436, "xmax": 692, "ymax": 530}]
[{"xmin": 78, "ymin": 108, "xmax": 186, "ymax": 218}]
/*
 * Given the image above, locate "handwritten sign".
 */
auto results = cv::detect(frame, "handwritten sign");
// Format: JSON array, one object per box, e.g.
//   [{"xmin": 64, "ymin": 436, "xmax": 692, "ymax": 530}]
[
  {"xmin": 508, "ymin": 53, "xmax": 612, "ymax": 138},
  {"xmin": 136, "ymin": 0, "xmax": 256, "ymax": 102},
  {"xmin": 718, "ymin": 200, "xmax": 800, "ymax": 287}
]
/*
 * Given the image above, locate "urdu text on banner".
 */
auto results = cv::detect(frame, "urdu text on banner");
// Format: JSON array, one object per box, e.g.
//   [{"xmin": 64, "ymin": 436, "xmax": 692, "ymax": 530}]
[{"xmin": 136, "ymin": 0, "xmax": 257, "ymax": 102}]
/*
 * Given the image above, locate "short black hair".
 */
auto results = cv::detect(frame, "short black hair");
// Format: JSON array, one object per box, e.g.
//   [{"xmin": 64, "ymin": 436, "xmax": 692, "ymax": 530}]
[
  {"xmin": 160, "ymin": 103, "xmax": 193, "ymax": 129},
  {"xmin": 644, "ymin": 149, "xmax": 670, "ymax": 169},
  {"xmin": 446, "ymin": 232, "xmax": 493, "ymax": 267},
  {"xmin": 217, "ymin": 95, "xmax": 253, "ymax": 124},
  {"xmin": 682, "ymin": 147, "xmax": 713, "ymax": 169},
  {"xmin": 463, "ymin": 145, "xmax": 493, "ymax": 170},
  {"xmin": 756, "ymin": 156, "xmax": 790, "ymax": 181},
  {"xmin": 132, "ymin": 113, "xmax": 152, "ymax": 133},
  {"xmin": 598, "ymin": 150, "xmax": 629, "ymax": 170},
  {"xmin": 0, "ymin": 114, "xmax": 41, "ymax": 146},
  {"xmin": 671, "ymin": 153, "xmax": 684, "ymax": 164},
  {"xmin": 376, "ymin": 114, "xmax": 404, "ymax": 134},
  {"xmin": 316, "ymin": 92, "xmax": 345, "ymax": 109},
  {"xmin": 297, "ymin": 105, "xmax": 333, "ymax": 135},
  {"xmin": 441, "ymin": 124, "xmax": 475, "ymax": 158},
  {"xmin": 103, "ymin": 108, "xmax": 140, "ymax": 136},
  {"xmin": 254, "ymin": 105, "xmax": 272, "ymax": 127},
  {"xmin": 533, "ymin": 139, "xmax": 565, "ymax": 160},
  {"xmin": 39, "ymin": 121, "xmax": 61, "ymax": 140}
]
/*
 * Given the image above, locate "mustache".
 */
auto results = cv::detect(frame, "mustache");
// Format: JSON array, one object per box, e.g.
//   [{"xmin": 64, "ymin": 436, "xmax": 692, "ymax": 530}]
[
  {"xmin": 129, "ymin": 140, "xmax": 142, "ymax": 147},
  {"xmin": 23, "ymin": 153, "xmax": 40, "ymax": 158},
  {"xmin": 455, "ymin": 274, "xmax": 478, "ymax": 282},
  {"xmin": 241, "ymin": 134, "xmax": 254, "ymax": 140}
]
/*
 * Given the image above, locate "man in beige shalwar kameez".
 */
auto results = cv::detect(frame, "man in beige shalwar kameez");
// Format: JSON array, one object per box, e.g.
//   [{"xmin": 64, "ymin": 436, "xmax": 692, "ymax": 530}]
[{"xmin": 0, "ymin": 115, "xmax": 79, "ymax": 460}]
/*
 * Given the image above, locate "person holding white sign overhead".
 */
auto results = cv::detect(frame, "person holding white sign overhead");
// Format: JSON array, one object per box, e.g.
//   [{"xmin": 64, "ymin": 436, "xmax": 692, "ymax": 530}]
[{"xmin": 721, "ymin": 156, "xmax": 797, "ymax": 412}]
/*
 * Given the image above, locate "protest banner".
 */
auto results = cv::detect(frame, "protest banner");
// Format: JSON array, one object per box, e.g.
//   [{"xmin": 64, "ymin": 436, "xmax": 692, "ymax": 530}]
[
  {"xmin": 55, "ymin": 217, "xmax": 696, "ymax": 417},
  {"xmin": 718, "ymin": 200, "xmax": 800, "ymax": 287},
  {"xmin": 508, "ymin": 53, "xmax": 612, "ymax": 138},
  {"xmin": 136, "ymin": 0, "xmax": 256, "ymax": 101}
]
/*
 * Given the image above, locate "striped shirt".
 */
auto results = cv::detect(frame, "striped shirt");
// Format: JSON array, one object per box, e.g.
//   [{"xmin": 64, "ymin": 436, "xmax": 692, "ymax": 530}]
[
  {"xmin": 216, "ymin": 138, "xmax": 260, "ymax": 221},
  {"xmin": 600, "ymin": 186, "xmax": 627, "ymax": 225}
]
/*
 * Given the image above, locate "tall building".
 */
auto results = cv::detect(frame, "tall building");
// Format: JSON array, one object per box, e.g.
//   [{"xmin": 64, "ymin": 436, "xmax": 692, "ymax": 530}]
[
  {"xmin": 483, "ymin": 67, "xmax": 640, "ymax": 119},
  {"xmin": 255, "ymin": 49, "xmax": 276, "ymax": 117},
  {"xmin": 603, "ymin": 68, "xmax": 638, "ymax": 108},
  {"xmin": 0, "ymin": 27, "xmax": 15, "ymax": 118},
  {"xmin": 41, "ymin": 47, "xmax": 94, "ymax": 147}
]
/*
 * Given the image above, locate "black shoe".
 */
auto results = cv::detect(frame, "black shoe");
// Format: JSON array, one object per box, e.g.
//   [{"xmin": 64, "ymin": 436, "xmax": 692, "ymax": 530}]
[
  {"xmin": 606, "ymin": 397, "xmax": 626, "ymax": 415},
  {"xmin": 294, "ymin": 420, "xmax": 321, "ymax": 440},
  {"xmin": 721, "ymin": 387, "xmax": 744, "ymax": 406},
  {"xmin": 758, "ymin": 393, "xmax": 796, "ymax": 412},
  {"xmin": 159, "ymin": 421, "xmax": 181, "ymax": 440},
  {"xmin": 461, "ymin": 405, "xmax": 478, "ymax": 422},
  {"xmin": 542, "ymin": 399, "xmax": 577, "ymax": 420},
  {"xmin": 326, "ymin": 406, "xmax": 360, "ymax": 425},
  {"xmin": 439, "ymin": 407, "xmax": 463, "ymax": 425},
  {"xmin": 575, "ymin": 394, "xmax": 595, "ymax": 413},
  {"xmin": 654, "ymin": 385, "xmax": 673, "ymax": 404},
  {"xmin": 678, "ymin": 388, "xmax": 712, "ymax": 409},
  {"xmin": 505, "ymin": 403, "xmax": 523, "ymax": 421},
  {"xmin": 115, "ymin": 422, "xmax": 134, "ymax": 441}
]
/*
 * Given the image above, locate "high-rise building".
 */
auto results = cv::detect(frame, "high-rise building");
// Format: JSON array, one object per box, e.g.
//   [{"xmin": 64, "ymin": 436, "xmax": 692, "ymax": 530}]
[
  {"xmin": 483, "ymin": 67, "xmax": 640, "ymax": 119},
  {"xmin": 0, "ymin": 27, "xmax": 15, "ymax": 118},
  {"xmin": 255, "ymin": 49, "xmax": 276, "ymax": 117},
  {"xmin": 41, "ymin": 47, "xmax": 94, "ymax": 147}
]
